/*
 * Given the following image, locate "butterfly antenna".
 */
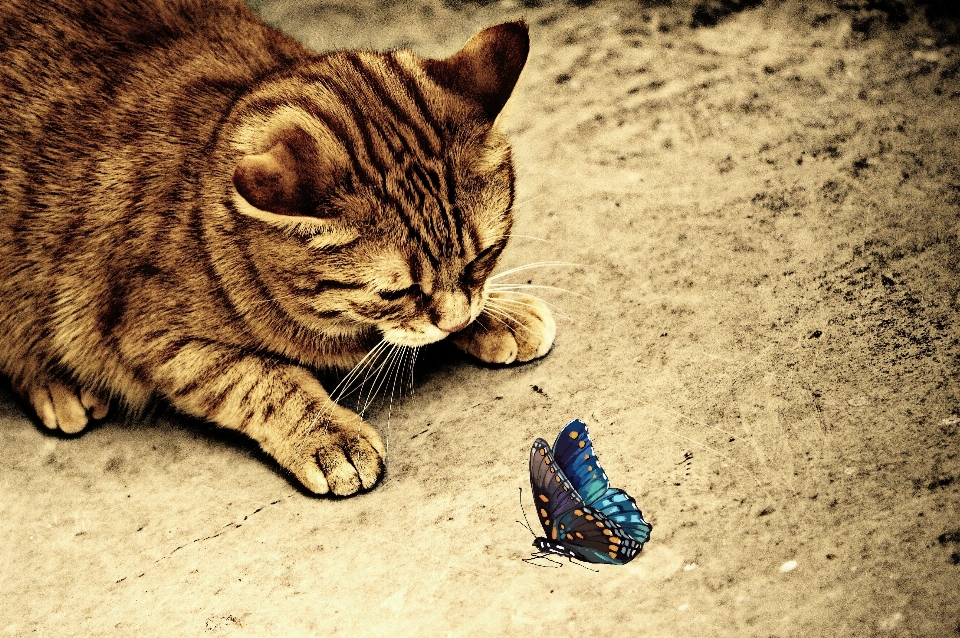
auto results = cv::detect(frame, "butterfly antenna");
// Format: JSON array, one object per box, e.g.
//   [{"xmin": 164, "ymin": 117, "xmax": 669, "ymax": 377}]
[
  {"xmin": 568, "ymin": 557, "xmax": 599, "ymax": 573},
  {"xmin": 516, "ymin": 487, "xmax": 536, "ymax": 536}
]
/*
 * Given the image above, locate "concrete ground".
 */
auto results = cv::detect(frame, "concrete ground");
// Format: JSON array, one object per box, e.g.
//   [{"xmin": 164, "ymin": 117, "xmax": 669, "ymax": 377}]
[{"xmin": 2, "ymin": 0, "xmax": 959, "ymax": 635}]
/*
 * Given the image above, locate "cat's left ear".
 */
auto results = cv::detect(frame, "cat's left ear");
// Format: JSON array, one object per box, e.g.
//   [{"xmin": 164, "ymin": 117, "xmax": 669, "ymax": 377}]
[
  {"xmin": 424, "ymin": 21, "xmax": 529, "ymax": 120},
  {"xmin": 231, "ymin": 124, "xmax": 355, "ymax": 241}
]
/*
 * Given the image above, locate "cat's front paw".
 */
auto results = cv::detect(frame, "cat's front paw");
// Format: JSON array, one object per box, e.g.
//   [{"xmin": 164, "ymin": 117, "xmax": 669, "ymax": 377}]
[
  {"xmin": 450, "ymin": 292, "xmax": 556, "ymax": 364},
  {"xmin": 283, "ymin": 408, "xmax": 386, "ymax": 496},
  {"xmin": 18, "ymin": 380, "xmax": 109, "ymax": 435}
]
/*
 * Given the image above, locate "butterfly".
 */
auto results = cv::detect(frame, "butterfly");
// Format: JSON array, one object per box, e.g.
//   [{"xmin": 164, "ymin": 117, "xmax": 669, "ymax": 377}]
[{"xmin": 525, "ymin": 419, "xmax": 652, "ymax": 566}]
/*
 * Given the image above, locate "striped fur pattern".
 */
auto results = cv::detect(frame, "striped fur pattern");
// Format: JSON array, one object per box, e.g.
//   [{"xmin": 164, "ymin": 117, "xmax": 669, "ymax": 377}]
[{"xmin": 0, "ymin": 0, "xmax": 555, "ymax": 495}]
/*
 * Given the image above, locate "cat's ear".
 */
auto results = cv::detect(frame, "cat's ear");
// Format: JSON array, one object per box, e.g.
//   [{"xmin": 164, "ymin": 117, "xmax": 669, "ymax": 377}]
[
  {"xmin": 425, "ymin": 21, "xmax": 529, "ymax": 120},
  {"xmin": 232, "ymin": 126, "xmax": 339, "ymax": 219}
]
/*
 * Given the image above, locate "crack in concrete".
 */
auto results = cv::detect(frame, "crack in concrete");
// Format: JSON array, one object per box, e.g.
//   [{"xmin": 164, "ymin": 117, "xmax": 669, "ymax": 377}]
[{"xmin": 115, "ymin": 493, "xmax": 295, "ymax": 583}]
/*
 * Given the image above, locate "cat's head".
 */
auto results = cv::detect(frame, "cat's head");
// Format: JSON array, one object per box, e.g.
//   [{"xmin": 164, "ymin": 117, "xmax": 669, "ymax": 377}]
[{"xmin": 227, "ymin": 22, "xmax": 529, "ymax": 348}]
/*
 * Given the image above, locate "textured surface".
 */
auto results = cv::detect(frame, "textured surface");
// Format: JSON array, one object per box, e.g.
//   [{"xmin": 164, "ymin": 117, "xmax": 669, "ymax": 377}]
[{"xmin": 2, "ymin": 0, "xmax": 959, "ymax": 635}]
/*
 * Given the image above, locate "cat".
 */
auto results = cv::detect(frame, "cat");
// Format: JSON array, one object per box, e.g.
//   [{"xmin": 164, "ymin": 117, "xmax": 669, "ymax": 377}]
[{"xmin": 0, "ymin": 0, "xmax": 555, "ymax": 496}]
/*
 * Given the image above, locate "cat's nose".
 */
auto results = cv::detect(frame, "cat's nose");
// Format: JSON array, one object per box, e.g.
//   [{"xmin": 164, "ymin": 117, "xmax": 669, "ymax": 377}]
[
  {"xmin": 432, "ymin": 291, "xmax": 471, "ymax": 333},
  {"xmin": 437, "ymin": 315, "xmax": 470, "ymax": 333}
]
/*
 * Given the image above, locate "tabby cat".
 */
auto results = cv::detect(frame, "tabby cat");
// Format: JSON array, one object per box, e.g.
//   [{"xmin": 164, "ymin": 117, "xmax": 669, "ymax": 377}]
[{"xmin": 0, "ymin": 0, "xmax": 555, "ymax": 496}]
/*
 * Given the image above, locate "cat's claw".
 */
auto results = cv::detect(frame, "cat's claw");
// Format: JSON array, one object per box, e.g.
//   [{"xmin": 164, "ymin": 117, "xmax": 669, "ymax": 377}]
[
  {"xmin": 23, "ymin": 381, "xmax": 109, "ymax": 434},
  {"xmin": 285, "ymin": 414, "xmax": 386, "ymax": 496},
  {"xmin": 451, "ymin": 293, "xmax": 556, "ymax": 364}
]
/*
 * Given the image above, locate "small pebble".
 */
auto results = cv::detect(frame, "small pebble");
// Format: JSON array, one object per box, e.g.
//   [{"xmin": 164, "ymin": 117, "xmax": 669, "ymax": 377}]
[
  {"xmin": 780, "ymin": 560, "xmax": 798, "ymax": 572},
  {"xmin": 684, "ymin": 562, "xmax": 698, "ymax": 571},
  {"xmin": 878, "ymin": 612, "xmax": 904, "ymax": 630},
  {"xmin": 912, "ymin": 50, "xmax": 944, "ymax": 63},
  {"xmin": 677, "ymin": 603, "xmax": 690, "ymax": 611}
]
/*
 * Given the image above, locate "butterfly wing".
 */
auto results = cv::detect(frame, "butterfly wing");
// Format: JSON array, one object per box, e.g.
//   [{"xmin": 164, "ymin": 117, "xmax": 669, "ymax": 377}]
[
  {"xmin": 592, "ymin": 487, "xmax": 652, "ymax": 545},
  {"xmin": 551, "ymin": 419, "xmax": 610, "ymax": 505},
  {"xmin": 530, "ymin": 423, "xmax": 652, "ymax": 565},
  {"xmin": 551, "ymin": 505, "xmax": 644, "ymax": 565},
  {"xmin": 529, "ymin": 438, "xmax": 584, "ymax": 539}
]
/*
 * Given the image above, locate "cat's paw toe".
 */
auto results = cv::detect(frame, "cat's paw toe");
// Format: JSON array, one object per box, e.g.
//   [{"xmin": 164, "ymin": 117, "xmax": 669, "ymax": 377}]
[
  {"xmin": 451, "ymin": 293, "xmax": 556, "ymax": 364},
  {"xmin": 287, "ymin": 417, "xmax": 385, "ymax": 496},
  {"xmin": 24, "ymin": 381, "xmax": 109, "ymax": 435}
]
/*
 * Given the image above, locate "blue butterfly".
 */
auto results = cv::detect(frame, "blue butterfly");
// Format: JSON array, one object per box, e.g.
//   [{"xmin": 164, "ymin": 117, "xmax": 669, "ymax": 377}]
[{"xmin": 526, "ymin": 419, "xmax": 652, "ymax": 566}]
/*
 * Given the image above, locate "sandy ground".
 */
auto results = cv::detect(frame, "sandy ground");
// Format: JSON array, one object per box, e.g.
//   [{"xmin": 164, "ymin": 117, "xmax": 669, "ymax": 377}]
[{"xmin": 2, "ymin": 0, "xmax": 959, "ymax": 635}]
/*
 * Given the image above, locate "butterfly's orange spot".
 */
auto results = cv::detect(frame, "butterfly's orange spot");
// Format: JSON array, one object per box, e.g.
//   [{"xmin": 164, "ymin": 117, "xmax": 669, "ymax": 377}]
[
  {"xmin": 549, "ymin": 467, "xmax": 556, "ymax": 474},
  {"xmin": 583, "ymin": 454, "xmax": 590, "ymax": 460},
  {"xmin": 569, "ymin": 430, "xmax": 579, "ymax": 439},
  {"xmin": 597, "ymin": 521, "xmax": 606, "ymax": 528},
  {"xmin": 539, "ymin": 508, "xmax": 548, "ymax": 519},
  {"xmin": 551, "ymin": 528, "xmax": 557, "ymax": 540},
  {"xmin": 544, "ymin": 456, "xmax": 551, "ymax": 465},
  {"xmin": 545, "ymin": 519, "xmax": 551, "ymax": 527},
  {"xmin": 587, "ymin": 466, "xmax": 593, "ymax": 471},
  {"xmin": 574, "ymin": 509, "xmax": 584, "ymax": 517},
  {"xmin": 585, "ymin": 514, "xmax": 594, "ymax": 521},
  {"xmin": 610, "ymin": 537, "xmax": 621, "ymax": 545},
  {"xmin": 608, "ymin": 551, "xmax": 618, "ymax": 560},
  {"xmin": 559, "ymin": 524, "xmax": 565, "ymax": 530},
  {"xmin": 609, "ymin": 545, "xmax": 618, "ymax": 552},
  {"xmin": 566, "ymin": 534, "xmax": 573, "ymax": 540},
  {"xmin": 538, "ymin": 494, "xmax": 549, "ymax": 503},
  {"xmin": 578, "ymin": 441, "xmax": 585, "ymax": 448},
  {"xmin": 603, "ymin": 528, "xmax": 612, "ymax": 535},
  {"xmin": 555, "ymin": 475, "xmax": 561, "ymax": 483},
  {"xmin": 575, "ymin": 532, "xmax": 584, "ymax": 539},
  {"xmin": 539, "ymin": 448, "xmax": 546, "ymax": 456}
]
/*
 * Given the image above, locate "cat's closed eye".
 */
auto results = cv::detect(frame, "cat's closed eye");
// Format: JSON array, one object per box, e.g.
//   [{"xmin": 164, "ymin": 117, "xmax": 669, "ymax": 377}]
[
  {"xmin": 378, "ymin": 284, "xmax": 422, "ymax": 301},
  {"xmin": 462, "ymin": 243, "xmax": 504, "ymax": 285}
]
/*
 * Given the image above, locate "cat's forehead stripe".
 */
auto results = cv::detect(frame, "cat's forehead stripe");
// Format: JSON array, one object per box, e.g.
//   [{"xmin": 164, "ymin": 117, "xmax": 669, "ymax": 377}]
[
  {"xmin": 346, "ymin": 52, "xmax": 442, "ymax": 161},
  {"xmin": 238, "ymin": 55, "xmax": 500, "ymax": 277},
  {"xmin": 314, "ymin": 64, "xmax": 461, "ymax": 264}
]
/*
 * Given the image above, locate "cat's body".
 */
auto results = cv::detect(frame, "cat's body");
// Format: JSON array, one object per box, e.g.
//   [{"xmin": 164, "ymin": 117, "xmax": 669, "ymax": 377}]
[{"xmin": 0, "ymin": 0, "xmax": 554, "ymax": 495}]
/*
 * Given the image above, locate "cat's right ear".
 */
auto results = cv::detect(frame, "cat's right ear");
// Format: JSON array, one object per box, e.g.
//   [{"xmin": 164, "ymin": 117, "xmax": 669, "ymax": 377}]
[{"xmin": 424, "ymin": 21, "xmax": 529, "ymax": 120}]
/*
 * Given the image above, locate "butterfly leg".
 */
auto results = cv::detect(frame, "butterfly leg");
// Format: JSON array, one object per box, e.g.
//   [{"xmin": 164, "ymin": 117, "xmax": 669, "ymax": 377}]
[{"xmin": 523, "ymin": 552, "xmax": 563, "ymax": 568}]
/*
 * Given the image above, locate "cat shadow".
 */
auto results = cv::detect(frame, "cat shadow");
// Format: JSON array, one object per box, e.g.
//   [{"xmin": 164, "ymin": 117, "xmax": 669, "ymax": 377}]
[{"xmin": 1, "ymin": 341, "xmax": 525, "ymax": 497}]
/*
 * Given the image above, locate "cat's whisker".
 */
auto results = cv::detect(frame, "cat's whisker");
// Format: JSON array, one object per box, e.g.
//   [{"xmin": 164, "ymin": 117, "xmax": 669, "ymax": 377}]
[
  {"xmin": 387, "ymin": 344, "xmax": 420, "ymax": 456},
  {"xmin": 487, "ymin": 290, "xmax": 572, "ymax": 318},
  {"xmin": 359, "ymin": 344, "xmax": 405, "ymax": 416},
  {"xmin": 488, "ymin": 296, "xmax": 574, "ymax": 323},
  {"xmin": 482, "ymin": 305, "xmax": 537, "ymax": 337},
  {"xmin": 509, "ymin": 192, "xmax": 547, "ymax": 214},
  {"xmin": 489, "ymin": 261, "xmax": 581, "ymax": 281},
  {"xmin": 406, "ymin": 346, "xmax": 419, "ymax": 397},
  {"xmin": 489, "ymin": 283, "xmax": 590, "ymax": 300},
  {"xmin": 383, "ymin": 346, "xmax": 409, "ymax": 460},
  {"xmin": 355, "ymin": 344, "xmax": 400, "ymax": 416},
  {"xmin": 478, "ymin": 308, "xmax": 514, "ymax": 332},
  {"xmin": 327, "ymin": 339, "xmax": 392, "ymax": 406},
  {"xmin": 503, "ymin": 233, "xmax": 550, "ymax": 243},
  {"xmin": 297, "ymin": 340, "xmax": 392, "ymax": 461}
]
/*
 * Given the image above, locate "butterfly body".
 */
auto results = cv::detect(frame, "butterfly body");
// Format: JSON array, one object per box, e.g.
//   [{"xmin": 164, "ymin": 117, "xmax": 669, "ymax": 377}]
[{"xmin": 528, "ymin": 420, "xmax": 651, "ymax": 566}]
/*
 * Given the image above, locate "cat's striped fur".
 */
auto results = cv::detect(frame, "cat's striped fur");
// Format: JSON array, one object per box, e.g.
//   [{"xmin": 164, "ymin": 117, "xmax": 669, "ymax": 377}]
[{"xmin": 0, "ymin": 0, "xmax": 555, "ymax": 495}]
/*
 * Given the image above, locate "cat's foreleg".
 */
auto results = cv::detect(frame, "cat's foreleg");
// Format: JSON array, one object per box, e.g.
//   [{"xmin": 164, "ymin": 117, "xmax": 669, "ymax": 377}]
[
  {"xmin": 450, "ymin": 292, "xmax": 556, "ymax": 364},
  {"xmin": 153, "ymin": 345, "xmax": 385, "ymax": 495}
]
